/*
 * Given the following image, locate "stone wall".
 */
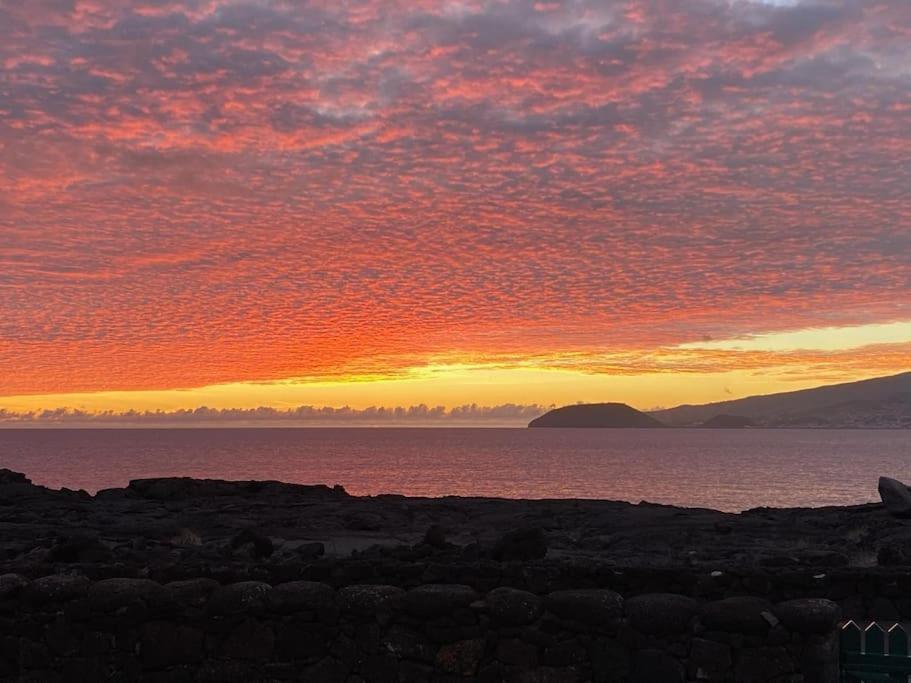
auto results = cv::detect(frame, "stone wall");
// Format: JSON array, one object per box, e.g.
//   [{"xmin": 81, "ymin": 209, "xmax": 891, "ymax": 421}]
[{"xmin": 0, "ymin": 574, "xmax": 841, "ymax": 682}]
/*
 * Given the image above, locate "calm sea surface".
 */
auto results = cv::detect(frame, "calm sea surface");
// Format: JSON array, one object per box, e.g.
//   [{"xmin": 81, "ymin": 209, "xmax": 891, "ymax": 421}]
[{"xmin": 0, "ymin": 428, "xmax": 908, "ymax": 512}]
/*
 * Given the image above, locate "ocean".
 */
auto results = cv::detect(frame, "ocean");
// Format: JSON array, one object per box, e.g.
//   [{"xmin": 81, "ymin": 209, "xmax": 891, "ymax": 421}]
[{"xmin": 1, "ymin": 427, "xmax": 908, "ymax": 512}]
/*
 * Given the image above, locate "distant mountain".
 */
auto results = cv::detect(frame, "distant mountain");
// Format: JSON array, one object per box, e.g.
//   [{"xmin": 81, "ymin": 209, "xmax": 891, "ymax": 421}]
[
  {"xmin": 529, "ymin": 403, "xmax": 665, "ymax": 428},
  {"xmin": 698, "ymin": 414, "xmax": 755, "ymax": 428},
  {"xmin": 651, "ymin": 372, "xmax": 911, "ymax": 428}
]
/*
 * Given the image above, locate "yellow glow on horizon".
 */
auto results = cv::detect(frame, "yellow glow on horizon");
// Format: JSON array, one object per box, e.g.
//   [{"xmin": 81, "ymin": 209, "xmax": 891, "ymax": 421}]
[
  {"xmin": 679, "ymin": 320, "xmax": 911, "ymax": 352},
  {"xmin": 0, "ymin": 362, "xmax": 887, "ymax": 417}
]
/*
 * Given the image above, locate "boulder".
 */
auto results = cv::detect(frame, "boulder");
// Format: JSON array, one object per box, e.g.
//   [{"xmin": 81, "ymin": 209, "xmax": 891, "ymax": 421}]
[
  {"xmin": 435, "ymin": 639, "xmax": 485, "ymax": 676},
  {"xmin": 85, "ymin": 578, "xmax": 168, "ymax": 613},
  {"xmin": 631, "ymin": 648, "xmax": 684, "ymax": 683},
  {"xmin": 0, "ymin": 574, "xmax": 28, "ymax": 600},
  {"xmin": 422, "ymin": 524, "xmax": 447, "ymax": 549},
  {"xmin": 0, "ymin": 470, "xmax": 30, "ymax": 485},
  {"xmin": 266, "ymin": 581, "xmax": 335, "ymax": 613},
  {"xmin": 624, "ymin": 593, "xmax": 699, "ymax": 635},
  {"xmin": 166, "ymin": 578, "xmax": 219, "ymax": 607},
  {"xmin": 773, "ymin": 599, "xmax": 841, "ymax": 634},
  {"xmin": 545, "ymin": 590, "xmax": 623, "ymax": 626},
  {"xmin": 879, "ymin": 477, "xmax": 911, "ymax": 517},
  {"xmin": 25, "ymin": 574, "xmax": 90, "ymax": 604},
  {"xmin": 337, "ymin": 585, "xmax": 403, "ymax": 613},
  {"xmin": 486, "ymin": 587, "xmax": 543, "ymax": 625},
  {"xmin": 701, "ymin": 596, "xmax": 774, "ymax": 635},
  {"xmin": 400, "ymin": 584, "xmax": 478, "ymax": 617},
  {"xmin": 229, "ymin": 529, "xmax": 273, "ymax": 559},
  {"xmin": 492, "ymin": 527, "xmax": 547, "ymax": 561},
  {"xmin": 208, "ymin": 581, "xmax": 271, "ymax": 615},
  {"xmin": 47, "ymin": 534, "xmax": 114, "ymax": 564}
]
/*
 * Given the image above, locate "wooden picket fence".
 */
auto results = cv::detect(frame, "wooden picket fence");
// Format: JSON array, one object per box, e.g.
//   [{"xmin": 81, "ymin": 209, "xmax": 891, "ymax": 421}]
[{"xmin": 842, "ymin": 620, "xmax": 911, "ymax": 682}]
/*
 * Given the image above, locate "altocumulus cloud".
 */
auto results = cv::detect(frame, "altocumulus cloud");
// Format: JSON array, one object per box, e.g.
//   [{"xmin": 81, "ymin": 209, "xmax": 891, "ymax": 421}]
[{"xmin": 0, "ymin": 0, "xmax": 909, "ymax": 396}]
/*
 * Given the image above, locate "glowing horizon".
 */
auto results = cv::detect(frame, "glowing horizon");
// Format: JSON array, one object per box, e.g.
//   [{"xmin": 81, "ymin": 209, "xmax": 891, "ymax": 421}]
[{"xmin": 1, "ymin": 0, "xmax": 909, "ymax": 418}]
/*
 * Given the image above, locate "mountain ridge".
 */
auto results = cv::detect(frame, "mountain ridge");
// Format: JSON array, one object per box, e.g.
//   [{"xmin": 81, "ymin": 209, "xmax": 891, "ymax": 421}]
[{"xmin": 650, "ymin": 371, "xmax": 911, "ymax": 427}]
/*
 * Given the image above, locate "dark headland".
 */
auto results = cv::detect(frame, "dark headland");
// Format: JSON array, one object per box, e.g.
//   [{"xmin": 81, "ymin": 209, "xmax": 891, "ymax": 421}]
[
  {"xmin": 528, "ymin": 402, "xmax": 663, "ymax": 428},
  {"xmin": 530, "ymin": 371, "xmax": 911, "ymax": 428}
]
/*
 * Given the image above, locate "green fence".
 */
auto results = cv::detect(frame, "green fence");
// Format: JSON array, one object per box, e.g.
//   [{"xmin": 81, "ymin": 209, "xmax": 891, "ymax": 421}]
[{"xmin": 842, "ymin": 620, "xmax": 911, "ymax": 682}]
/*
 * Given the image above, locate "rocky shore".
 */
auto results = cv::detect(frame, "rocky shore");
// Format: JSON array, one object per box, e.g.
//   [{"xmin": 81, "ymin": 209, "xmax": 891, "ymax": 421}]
[
  {"xmin": 3, "ymin": 469, "xmax": 911, "ymax": 680},
  {"xmin": 0, "ymin": 468, "xmax": 902, "ymax": 580}
]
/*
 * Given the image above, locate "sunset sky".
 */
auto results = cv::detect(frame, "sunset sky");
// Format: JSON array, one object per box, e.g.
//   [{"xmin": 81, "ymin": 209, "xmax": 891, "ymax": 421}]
[{"xmin": 1, "ymin": 0, "xmax": 909, "ymax": 422}]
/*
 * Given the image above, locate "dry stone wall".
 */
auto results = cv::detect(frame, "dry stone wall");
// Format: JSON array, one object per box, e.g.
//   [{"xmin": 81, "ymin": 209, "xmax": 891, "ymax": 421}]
[{"xmin": 0, "ymin": 574, "xmax": 841, "ymax": 682}]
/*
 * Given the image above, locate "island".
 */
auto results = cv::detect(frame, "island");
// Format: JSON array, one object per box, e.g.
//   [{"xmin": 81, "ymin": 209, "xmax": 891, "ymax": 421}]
[{"xmin": 528, "ymin": 402, "xmax": 665, "ymax": 428}]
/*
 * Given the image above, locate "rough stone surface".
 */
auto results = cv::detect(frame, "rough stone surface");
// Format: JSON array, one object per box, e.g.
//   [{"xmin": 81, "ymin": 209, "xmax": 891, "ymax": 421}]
[
  {"xmin": 546, "ymin": 590, "xmax": 623, "ymax": 626},
  {"xmin": 701, "ymin": 596, "xmax": 775, "ymax": 635},
  {"xmin": 492, "ymin": 527, "xmax": 548, "ymax": 561},
  {"xmin": 624, "ymin": 593, "xmax": 699, "ymax": 635},
  {"xmin": 486, "ymin": 587, "xmax": 543, "ymax": 625},
  {"xmin": 337, "ymin": 585, "xmax": 403, "ymax": 613},
  {"xmin": 265, "ymin": 581, "xmax": 335, "ymax": 613},
  {"xmin": 631, "ymin": 648, "xmax": 684, "ymax": 683},
  {"xmin": 400, "ymin": 584, "xmax": 478, "ymax": 617},
  {"xmin": 773, "ymin": 599, "xmax": 841, "ymax": 634}
]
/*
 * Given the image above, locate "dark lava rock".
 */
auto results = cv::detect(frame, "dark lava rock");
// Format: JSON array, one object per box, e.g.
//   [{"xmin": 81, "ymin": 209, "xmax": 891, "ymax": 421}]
[
  {"xmin": 47, "ymin": 534, "xmax": 114, "ymax": 564},
  {"xmin": 337, "ymin": 585, "xmax": 403, "ymax": 614},
  {"xmin": 0, "ymin": 574, "xmax": 28, "ymax": 600},
  {"xmin": 624, "ymin": 593, "xmax": 699, "ymax": 635},
  {"xmin": 25, "ymin": 574, "xmax": 91, "ymax": 604},
  {"xmin": 230, "ymin": 528, "xmax": 273, "ymax": 559},
  {"xmin": 208, "ymin": 581, "xmax": 271, "ymax": 615},
  {"xmin": 141, "ymin": 622, "xmax": 204, "ymax": 669},
  {"xmin": 435, "ymin": 639, "xmax": 485, "ymax": 676},
  {"xmin": 687, "ymin": 638, "xmax": 731, "ymax": 681},
  {"xmin": 297, "ymin": 542, "xmax": 326, "ymax": 560},
  {"xmin": 0, "ymin": 469, "xmax": 30, "ymax": 485},
  {"xmin": 879, "ymin": 476, "xmax": 911, "ymax": 517},
  {"xmin": 735, "ymin": 646, "xmax": 793, "ymax": 683},
  {"xmin": 344, "ymin": 511, "xmax": 384, "ymax": 531},
  {"xmin": 545, "ymin": 589, "xmax": 623, "ymax": 626},
  {"xmin": 496, "ymin": 638, "xmax": 539, "ymax": 667},
  {"xmin": 165, "ymin": 578, "xmax": 219, "ymax": 607},
  {"xmin": 423, "ymin": 524, "xmax": 447, "ymax": 548},
  {"xmin": 266, "ymin": 581, "xmax": 335, "ymax": 613},
  {"xmin": 631, "ymin": 648, "xmax": 684, "ymax": 683},
  {"xmin": 486, "ymin": 587, "xmax": 543, "ymax": 625},
  {"xmin": 701, "ymin": 597, "xmax": 775, "ymax": 635},
  {"xmin": 492, "ymin": 527, "xmax": 547, "ymax": 561},
  {"xmin": 85, "ymin": 578, "xmax": 168, "ymax": 613},
  {"xmin": 400, "ymin": 584, "xmax": 478, "ymax": 617},
  {"xmin": 773, "ymin": 599, "xmax": 841, "ymax": 634},
  {"xmin": 796, "ymin": 550, "xmax": 848, "ymax": 567}
]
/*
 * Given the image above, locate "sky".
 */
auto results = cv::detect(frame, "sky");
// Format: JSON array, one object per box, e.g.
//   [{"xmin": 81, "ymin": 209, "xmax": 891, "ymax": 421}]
[{"xmin": 1, "ymin": 0, "xmax": 909, "ymax": 424}]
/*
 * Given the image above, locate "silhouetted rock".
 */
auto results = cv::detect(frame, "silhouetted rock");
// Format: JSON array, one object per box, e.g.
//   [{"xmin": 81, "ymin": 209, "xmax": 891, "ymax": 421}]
[
  {"xmin": 492, "ymin": 527, "xmax": 547, "ymax": 561},
  {"xmin": 879, "ymin": 476, "xmax": 911, "ymax": 517},
  {"xmin": 48, "ymin": 534, "xmax": 113, "ymax": 564},
  {"xmin": 701, "ymin": 597, "xmax": 775, "ymax": 635},
  {"xmin": 529, "ymin": 403, "xmax": 664, "ymax": 428},
  {"xmin": 625, "ymin": 593, "xmax": 700, "ymax": 635},
  {"xmin": 230, "ymin": 529, "xmax": 273, "ymax": 559},
  {"xmin": 0, "ymin": 470, "xmax": 30, "ymax": 485},
  {"xmin": 422, "ymin": 524, "xmax": 447, "ymax": 548},
  {"xmin": 486, "ymin": 587, "xmax": 542, "ymax": 625},
  {"xmin": 773, "ymin": 599, "xmax": 841, "ymax": 634}
]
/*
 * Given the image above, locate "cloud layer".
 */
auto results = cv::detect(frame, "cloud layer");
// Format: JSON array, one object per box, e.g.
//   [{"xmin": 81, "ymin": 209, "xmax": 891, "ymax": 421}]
[
  {"xmin": 1, "ymin": 0, "xmax": 909, "ymax": 396},
  {"xmin": 0, "ymin": 403, "xmax": 546, "ymax": 426}
]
